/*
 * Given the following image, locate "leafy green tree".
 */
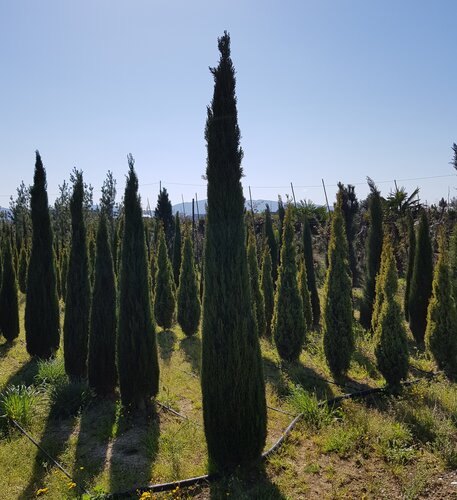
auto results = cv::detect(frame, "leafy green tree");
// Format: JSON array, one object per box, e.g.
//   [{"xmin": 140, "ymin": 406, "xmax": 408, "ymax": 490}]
[
  {"xmin": 272, "ymin": 206, "xmax": 306, "ymax": 361},
  {"xmin": 172, "ymin": 212, "xmax": 182, "ymax": 286},
  {"xmin": 63, "ymin": 170, "xmax": 90, "ymax": 380},
  {"xmin": 247, "ymin": 232, "xmax": 266, "ymax": 337},
  {"xmin": 303, "ymin": 215, "xmax": 320, "ymax": 327},
  {"xmin": 360, "ymin": 179, "xmax": 383, "ymax": 329},
  {"xmin": 201, "ymin": 32, "xmax": 267, "ymax": 470},
  {"xmin": 0, "ymin": 239, "xmax": 19, "ymax": 342},
  {"xmin": 264, "ymin": 204, "xmax": 278, "ymax": 284},
  {"xmin": 425, "ymin": 233, "xmax": 457, "ymax": 377},
  {"xmin": 260, "ymin": 245, "xmax": 274, "ymax": 338},
  {"xmin": 298, "ymin": 258, "xmax": 313, "ymax": 330},
  {"xmin": 408, "ymin": 211, "xmax": 433, "ymax": 346},
  {"xmin": 404, "ymin": 215, "xmax": 416, "ymax": 320},
  {"xmin": 88, "ymin": 213, "xmax": 117, "ymax": 396},
  {"xmin": 154, "ymin": 224, "xmax": 176, "ymax": 329},
  {"xmin": 322, "ymin": 194, "xmax": 353, "ymax": 378},
  {"xmin": 25, "ymin": 151, "xmax": 60, "ymax": 359},
  {"xmin": 118, "ymin": 156, "xmax": 159, "ymax": 410},
  {"xmin": 18, "ymin": 245, "xmax": 28, "ymax": 294},
  {"xmin": 177, "ymin": 231, "xmax": 201, "ymax": 336},
  {"xmin": 374, "ymin": 235, "xmax": 409, "ymax": 387}
]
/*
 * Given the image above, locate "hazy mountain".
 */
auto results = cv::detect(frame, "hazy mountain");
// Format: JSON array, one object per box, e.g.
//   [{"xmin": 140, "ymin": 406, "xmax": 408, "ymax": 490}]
[{"xmin": 171, "ymin": 199, "xmax": 279, "ymax": 217}]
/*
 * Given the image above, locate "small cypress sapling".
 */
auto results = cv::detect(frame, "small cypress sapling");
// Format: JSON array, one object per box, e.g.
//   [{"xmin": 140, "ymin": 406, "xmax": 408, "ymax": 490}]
[
  {"xmin": 371, "ymin": 229, "xmax": 389, "ymax": 334},
  {"xmin": 272, "ymin": 206, "xmax": 306, "ymax": 361},
  {"xmin": 63, "ymin": 169, "xmax": 90, "ymax": 380},
  {"xmin": 154, "ymin": 224, "xmax": 176, "ymax": 329},
  {"xmin": 303, "ymin": 215, "xmax": 320, "ymax": 327},
  {"xmin": 425, "ymin": 232, "xmax": 457, "ymax": 377},
  {"xmin": 18, "ymin": 245, "xmax": 28, "ymax": 294},
  {"xmin": 374, "ymin": 235, "xmax": 409, "ymax": 387},
  {"xmin": 322, "ymin": 193, "xmax": 354, "ymax": 378},
  {"xmin": 260, "ymin": 245, "xmax": 274, "ymax": 338},
  {"xmin": 0, "ymin": 239, "xmax": 19, "ymax": 342},
  {"xmin": 264, "ymin": 204, "xmax": 278, "ymax": 284},
  {"xmin": 172, "ymin": 212, "xmax": 182, "ymax": 286},
  {"xmin": 298, "ymin": 258, "xmax": 313, "ymax": 330},
  {"xmin": 404, "ymin": 215, "xmax": 415, "ymax": 320},
  {"xmin": 88, "ymin": 213, "xmax": 117, "ymax": 396},
  {"xmin": 408, "ymin": 210, "xmax": 433, "ymax": 346},
  {"xmin": 177, "ymin": 231, "xmax": 201, "ymax": 336},
  {"xmin": 247, "ymin": 232, "xmax": 266, "ymax": 337},
  {"xmin": 118, "ymin": 156, "xmax": 159, "ymax": 410}
]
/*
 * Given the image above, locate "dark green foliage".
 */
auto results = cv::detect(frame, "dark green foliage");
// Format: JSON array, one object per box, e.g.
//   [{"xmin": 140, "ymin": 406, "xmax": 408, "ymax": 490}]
[
  {"xmin": 0, "ymin": 239, "xmax": 19, "ymax": 342},
  {"xmin": 201, "ymin": 32, "xmax": 266, "ymax": 470},
  {"xmin": 449, "ymin": 222, "xmax": 457, "ymax": 299},
  {"xmin": 322, "ymin": 195, "xmax": 353, "ymax": 378},
  {"xmin": 371, "ymin": 231, "xmax": 389, "ymax": 334},
  {"xmin": 277, "ymin": 196, "xmax": 285, "ymax": 249},
  {"xmin": 88, "ymin": 213, "xmax": 117, "ymax": 396},
  {"xmin": 247, "ymin": 233, "xmax": 266, "ymax": 337},
  {"xmin": 55, "ymin": 257, "xmax": 61, "ymax": 299},
  {"xmin": 25, "ymin": 151, "xmax": 60, "ymax": 359},
  {"xmin": 360, "ymin": 183, "xmax": 383, "ymax": 329},
  {"xmin": 404, "ymin": 215, "xmax": 416, "ymax": 320},
  {"xmin": 298, "ymin": 258, "xmax": 313, "ymax": 330},
  {"xmin": 118, "ymin": 156, "xmax": 159, "ymax": 410},
  {"xmin": 155, "ymin": 188, "xmax": 174, "ymax": 252},
  {"xmin": 260, "ymin": 245, "xmax": 274, "ymax": 338},
  {"xmin": 426, "ymin": 234, "xmax": 457, "ymax": 377},
  {"xmin": 172, "ymin": 212, "xmax": 182, "ymax": 286},
  {"xmin": 337, "ymin": 183, "xmax": 359, "ymax": 285},
  {"xmin": 408, "ymin": 211, "xmax": 433, "ymax": 346},
  {"xmin": 18, "ymin": 245, "xmax": 28, "ymax": 294},
  {"xmin": 88, "ymin": 233, "xmax": 96, "ymax": 287},
  {"xmin": 303, "ymin": 215, "xmax": 320, "ymax": 327},
  {"xmin": 177, "ymin": 232, "xmax": 201, "ymax": 336},
  {"xmin": 63, "ymin": 170, "xmax": 91, "ymax": 381},
  {"xmin": 374, "ymin": 235, "xmax": 409, "ymax": 387},
  {"xmin": 154, "ymin": 225, "xmax": 176, "ymax": 329},
  {"xmin": 264, "ymin": 204, "xmax": 278, "ymax": 284},
  {"xmin": 272, "ymin": 206, "xmax": 306, "ymax": 361},
  {"xmin": 60, "ymin": 249, "xmax": 68, "ymax": 302}
]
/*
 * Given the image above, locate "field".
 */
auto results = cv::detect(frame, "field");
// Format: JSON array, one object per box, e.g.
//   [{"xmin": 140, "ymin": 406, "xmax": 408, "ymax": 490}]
[{"xmin": 1, "ymin": 287, "xmax": 457, "ymax": 500}]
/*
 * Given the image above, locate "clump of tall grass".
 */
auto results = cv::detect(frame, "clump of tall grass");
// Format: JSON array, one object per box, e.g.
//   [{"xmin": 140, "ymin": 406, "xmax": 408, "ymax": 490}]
[
  {"xmin": 286, "ymin": 385, "xmax": 337, "ymax": 429},
  {"xmin": 34, "ymin": 357, "xmax": 67, "ymax": 388},
  {"xmin": 0, "ymin": 384, "xmax": 39, "ymax": 433}
]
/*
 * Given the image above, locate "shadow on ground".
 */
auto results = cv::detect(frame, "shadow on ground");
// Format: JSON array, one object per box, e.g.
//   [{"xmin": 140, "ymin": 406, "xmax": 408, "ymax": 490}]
[
  {"xmin": 180, "ymin": 335, "xmax": 202, "ymax": 375},
  {"xmin": 157, "ymin": 329, "xmax": 177, "ymax": 364}
]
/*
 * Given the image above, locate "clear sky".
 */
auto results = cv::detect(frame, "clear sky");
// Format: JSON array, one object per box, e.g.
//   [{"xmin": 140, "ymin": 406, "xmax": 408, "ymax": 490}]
[{"xmin": 1, "ymin": 0, "xmax": 456, "ymax": 209}]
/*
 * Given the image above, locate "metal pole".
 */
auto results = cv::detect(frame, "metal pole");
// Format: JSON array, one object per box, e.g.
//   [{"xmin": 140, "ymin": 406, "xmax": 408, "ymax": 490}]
[
  {"xmin": 290, "ymin": 182, "xmax": 297, "ymax": 208},
  {"xmin": 322, "ymin": 178, "xmax": 330, "ymax": 212}
]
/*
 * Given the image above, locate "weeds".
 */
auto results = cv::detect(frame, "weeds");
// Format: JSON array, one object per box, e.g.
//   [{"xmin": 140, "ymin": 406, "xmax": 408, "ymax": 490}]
[
  {"xmin": 0, "ymin": 384, "xmax": 39, "ymax": 433},
  {"xmin": 286, "ymin": 385, "xmax": 337, "ymax": 429}
]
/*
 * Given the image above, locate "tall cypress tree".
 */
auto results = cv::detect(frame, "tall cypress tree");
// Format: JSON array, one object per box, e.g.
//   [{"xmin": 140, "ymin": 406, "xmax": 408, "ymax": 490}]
[
  {"xmin": 155, "ymin": 188, "xmax": 174, "ymax": 252},
  {"xmin": 298, "ymin": 258, "xmax": 313, "ymax": 330},
  {"xmin": 154, "ymin": 224, "xmax": 176, "ymax": 329},
  {"xmin": 172, "ymin": 212, "xmax": 182, "ymax": 286},
  {"xmin": 360, "ymin": 181, "xmax": 383, "ymax": 329},
  {"xmin": 25, "ymin": 151, "xmax": 60, "ymax": 359},
  {"xmin": 247, "ymin": 232, "xmax": 266, "ymax": 337},
  {"xmin": 177, "ymin": 232, "xmax": 201, "ymax": 336},
  {"xmin": 338, "ymin": 183, "xmax": 359, "ymax": 285},
  {"xmin": 322, "ymin": 194, "xmax": 353, "ymax": 378},
  {"xmin": 272, "ymin": 206, "xmax": 306, "ymax": 361},
  {"xmin": 18, "ymin": 245, "xmax": 28, "ymax": 294},
  {"xmin": 88, "ymin": 213, "xmax": 117, "ymax": 396},
  {"xmin": 0, "ymin": 239, "xmax": 19, "ymax": 342},
  {"xmin": 260, "ymin": 245, "xmax": 274, "ymax": 338},
  {"xmin": 303, "ymin": 215, "xmax": 320, "ymax": 328},
  {"xmin": 404, "ymin": 215, "xmax": 416, "ymax": 320},
  {"xmin": 264, "ymin": 204, "xmax": 278, "ymax": 284},
  {"xmin": 118, "ymin": 156, "xmax": 159, "ymax": 410},
  {"xmin": 60, "ymin": 248, "xmax": 68, "ymax": 302},
  {"xmin": 408, "ymin": 210, "xmax": 433, "ymax": 346},
  {"xmin": 201, "ymin": 32, "xmax": 267, "ymax": 470},
  {"xmin": 63, "ymin": 170, "xmax": 90, "ymax": 380}
]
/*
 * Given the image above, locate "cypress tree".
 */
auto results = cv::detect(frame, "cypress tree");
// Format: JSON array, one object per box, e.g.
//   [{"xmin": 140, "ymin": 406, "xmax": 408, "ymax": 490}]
[
  {"xmin": 155, "ymin": 188, "xmax": 174, "ymax": 252},
  {"xmin": 298, "ymin": 258, "xmax": 313, "ymax": 330},
  {"xmin": 374, "ymin": 235, "xmax": 409, "ymax": 387},
  {"xmin": 360, "ymin": 183, "xmax": 383, "ymax": 329},
  {"xmin": 338, "ymin": 183, "xmax": 359, "ymax": 285},
  {"xmin": 272, "ymin": 206, "xmax": 306, "ymax": 361},
  {"xmin": 55, "ymin": 257, "xmax": 62, "ymax": 300},
  {"xmin": 260, "ymin": 245, "xmax": 274, "ymax": 338},
  {"xmin": 449, "ymin": 222, "xmax": 457, "ymax": 298},
  {"xmin": 25, "ymin": 151, "xmax": 60, "ymax": 359},
  {"xmin": 88, "ymin": 232, "xmax": 96, "ymax": 287},
  {"xmin": 408, "ymin": 211, "xmax": 433, "ymax": 346},
  {"xmin": 0, "ymin": 239, "xmax": 19, "ymax": 342},
  {"xmin": 201, "ymin": 32, "xmax": 266, "ymax": 470},
  {"xmin": 322, "ymin": 194, "xmax": 354, "ymax": 378},
  {"xmin": 177, "ymin": 232, "xmax": 201, "ymax": 336},
  {"xmin": 118, "ymin": 156, "xmax": 159, "ymax": 410},
  {"xmin": 264, "ymin": 204, "xmax": 278, "ymax": 284},
  {"xmin": 172, "ymin": 212, "xmax": 182, "ymax": 286},
  {"xmin": 425, "ymin": 233, "xmax": 457, "ymax": 376},
  {"xmin": 303, "ymin": 215, "xmax": 320, "ymax": 327},
  {"xmin": 277, "ymin": 196, "xmax": 285, "ymax": 249},
  {"xmin": 154, "ymin": 224, "xmax": 176, "ymax": 329},
  {"xmin": 404, "ymin": 215, "xmax": 415, "ymax": 320},
  {"xmin": 247, "ymin": 232, "xmax": 266, "ymax": 337},
  {"xmin": 88, "ymin": 213, "xmax": 117, "ymax": 396},
  {"xmin": 371, "ymin": 230, "xmax": 389, "ymax": 334},
  {"xmin": 63, "ymin": 170, "xmax": 90, "ymax": 380},
  {"xmin": 61, "ymin": 249, "xmax": 68, "ymax": 302},
  {"xmin": 18, "ymin": 245, "xmax": 28, "ymax": 294}
]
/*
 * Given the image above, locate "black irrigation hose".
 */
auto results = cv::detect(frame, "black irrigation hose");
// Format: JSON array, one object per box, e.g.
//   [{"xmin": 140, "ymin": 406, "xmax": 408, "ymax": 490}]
[{"xmin": 108, "ymin": 370, "xmax": 441, "ymax": 498}]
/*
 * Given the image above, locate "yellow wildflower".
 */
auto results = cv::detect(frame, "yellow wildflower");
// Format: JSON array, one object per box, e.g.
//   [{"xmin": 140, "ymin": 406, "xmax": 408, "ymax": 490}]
[
  {"xmin": 67, "ymin": 482, "xmax": 77, "ymax": 490},
  {"xmin": 139, "ymin": 492, "xmax": 153, "ymax": 499},
  {"xmin": 36, "ymin": 488, "xmax": 49, "ymax": 496}
]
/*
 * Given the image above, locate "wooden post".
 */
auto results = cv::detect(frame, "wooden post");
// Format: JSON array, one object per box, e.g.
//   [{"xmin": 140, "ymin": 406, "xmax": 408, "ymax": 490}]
[
  {"xmin": 322, "ymin": 178, "xmax": 330, "ymax": 212},
  {"xmin": 290, "ymin": 182, "xmax": 297, "ymax": 208}
]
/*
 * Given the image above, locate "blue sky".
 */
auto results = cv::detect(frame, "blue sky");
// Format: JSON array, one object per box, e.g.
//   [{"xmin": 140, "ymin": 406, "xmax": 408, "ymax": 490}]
[{"xmin": 1, "ymin": 0, "xmax": 456, "ymax": 209}]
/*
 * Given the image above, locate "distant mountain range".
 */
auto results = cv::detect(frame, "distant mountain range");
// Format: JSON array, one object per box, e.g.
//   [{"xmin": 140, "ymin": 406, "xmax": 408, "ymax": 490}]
[{"xmin": 171, "ymin": 199, "xmax": 279, "ymax": 217}]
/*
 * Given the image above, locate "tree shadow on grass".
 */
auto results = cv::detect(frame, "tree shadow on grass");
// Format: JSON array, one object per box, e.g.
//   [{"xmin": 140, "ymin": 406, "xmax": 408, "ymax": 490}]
[
  {"xmin": 180, "ymin": 335, "xmax": 201, "ymax": 376},
  {"xmin": 71, "ymin": 397, "xmax": 118, "ymax": 492},
  {"xmin": 157, "ymin": 329, "xmax": 177, "ymax": 364},
  {"xmin": 109, "ymin": 406, "xmax": 160, "ymax": 494},
  {"xmin": 3, "ymin": 357, "xmax": 39, "ymax": 389},
  {"xmin": 351, "ymin": 349, "xmax": 379, "ymax": 380},
  {"xmin": 0, "ymin": 339, "xmax": 15, "ymax": 359}
]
